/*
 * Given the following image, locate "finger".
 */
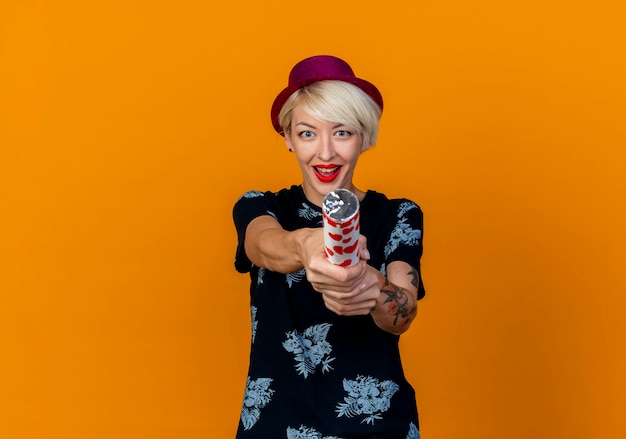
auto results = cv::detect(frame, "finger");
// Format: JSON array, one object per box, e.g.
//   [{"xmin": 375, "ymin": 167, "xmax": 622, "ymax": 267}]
[
  {"xmin": 323, "ymin": 297, "xmax": 378, "ymax": 316},
  {"xmin": 358, "ymin": 235, "xmax": 370, "ymax": 260},
  {"xmin": 309, "ymin": 268, "xmax": 367, "ymax": 292},
  {"xmin": 312, "ymin": 284, "xmax": 356, "ymax": 295},
  {"xmin": 320, "ymin": 285, "xmax": 379, "ymax": 305}
]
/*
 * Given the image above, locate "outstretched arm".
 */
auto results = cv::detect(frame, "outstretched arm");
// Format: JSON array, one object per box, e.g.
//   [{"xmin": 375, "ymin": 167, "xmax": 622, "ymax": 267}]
[
  {"xmin": 368, "ymin": 261, "xmax": 419, "ymax": 335},
  {"xmin": 244, "ymin": 216, "xmax": 371, "ymax": 296},
  {"xmin": 244, "ymin": 215, "xmax": 380, "ymax": 315},
  {"xmin": 244, "ymin": 215, "xmax": 316, "ymax": 274},
  {"xmin": 244, "ymin": 216, "xmax": 418, "ymax": 331},
  {"xmin": 319, "ymin": 259, "xmax": 419, "ymax": 335}
]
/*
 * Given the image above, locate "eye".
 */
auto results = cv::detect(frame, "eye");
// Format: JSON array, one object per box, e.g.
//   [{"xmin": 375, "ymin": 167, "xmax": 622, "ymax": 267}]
[
  {"xmin": 335, "ymin": 129, "xmax": 352, "ymax": 137},
  {"xmin": 298, "ymin": 130, "xmax": 315, "ymax": 138}
]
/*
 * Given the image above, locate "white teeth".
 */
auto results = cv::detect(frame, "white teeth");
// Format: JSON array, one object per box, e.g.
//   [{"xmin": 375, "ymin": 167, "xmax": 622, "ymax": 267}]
[{"xmin": 316, "ymin": 167, "xmax": 338, "ymax": 175}]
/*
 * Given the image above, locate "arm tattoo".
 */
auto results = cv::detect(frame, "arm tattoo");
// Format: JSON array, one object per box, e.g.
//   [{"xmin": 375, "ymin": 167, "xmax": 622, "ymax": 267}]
[
  {"xmin": 380, "ymin": 277, "xmax": 417, "ymax": 326},
  {"xmin": 408, "ymin": 267, "xmax": 419, "ymax": 289}
]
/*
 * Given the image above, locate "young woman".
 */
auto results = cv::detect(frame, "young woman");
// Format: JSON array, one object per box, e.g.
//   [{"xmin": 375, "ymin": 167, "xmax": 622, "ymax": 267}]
[{"xmin": 233, "ymin": 55, "xmax": 426, "ymax": 439}]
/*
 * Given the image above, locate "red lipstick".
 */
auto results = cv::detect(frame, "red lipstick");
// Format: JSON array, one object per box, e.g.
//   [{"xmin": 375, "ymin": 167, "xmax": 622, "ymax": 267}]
[{"xmin": 313, "ymin": 164, "xmax": 342, "ymax": 183}]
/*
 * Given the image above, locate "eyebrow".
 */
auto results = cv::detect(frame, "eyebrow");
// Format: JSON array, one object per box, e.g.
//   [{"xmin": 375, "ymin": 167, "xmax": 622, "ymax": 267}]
[
  {"xmin": 294, "ymin": 122, "xmax": 346, "ymax": 129},
  {"xmin": 295, "ymin": 122, "xmax": 317, "ymax": 129}
]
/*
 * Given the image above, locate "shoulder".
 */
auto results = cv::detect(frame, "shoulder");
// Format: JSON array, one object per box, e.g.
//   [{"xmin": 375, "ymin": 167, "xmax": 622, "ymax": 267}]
[
  {"xmin": 233, "ymin": 186, "xmax": 308, "ymax": 227},
  {"xmin": 235, "ymin": 190, "xmax": 267, "ymax": 205},
  {"xmin": 364, "ymin": 190, "xmax": 423, "ymax": 218},
  {"xmin": 235, "ymin": 185, "xmax": 300, "ymax": 203},
  {"xmin": 234, "ymin": 187, "xmax": 293, "ymax": 212},
  {"xmin": 233, "ymin": 189, "xmax": 282, "ymax": 223}
]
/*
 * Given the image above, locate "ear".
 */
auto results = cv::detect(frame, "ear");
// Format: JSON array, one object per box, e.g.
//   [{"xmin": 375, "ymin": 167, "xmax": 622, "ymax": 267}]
[
  {"xmin": 285, "ymin": 134, "xmax": 294, "ymax": 152},
  {"xmin": 361, "ymin": 138, "xmax": 371, "ymax": 153}
]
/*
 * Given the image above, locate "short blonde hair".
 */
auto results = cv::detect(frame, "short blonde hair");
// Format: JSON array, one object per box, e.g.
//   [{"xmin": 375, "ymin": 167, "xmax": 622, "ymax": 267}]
[{"xmin": 278, "ymin": 80, "xmax": 382, "ymax": 149}]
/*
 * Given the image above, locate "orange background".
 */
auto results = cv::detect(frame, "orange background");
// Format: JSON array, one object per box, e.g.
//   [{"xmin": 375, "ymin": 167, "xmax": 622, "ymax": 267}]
[{"xmin": 1, "ymin": 1, "xmax": 625, "ymax": 438}]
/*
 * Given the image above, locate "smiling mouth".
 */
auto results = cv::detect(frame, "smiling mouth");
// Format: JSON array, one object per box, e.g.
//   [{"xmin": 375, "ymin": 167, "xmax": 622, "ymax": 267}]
[{"xmin": 313, "ymin": 165, "xmax": 342, "ymax": 182}]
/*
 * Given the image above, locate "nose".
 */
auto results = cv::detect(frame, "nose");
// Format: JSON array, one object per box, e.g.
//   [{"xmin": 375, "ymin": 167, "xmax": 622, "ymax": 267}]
[{"xmin": 317, "ymin": 134, "xmax": 336, "ymax": 161}]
